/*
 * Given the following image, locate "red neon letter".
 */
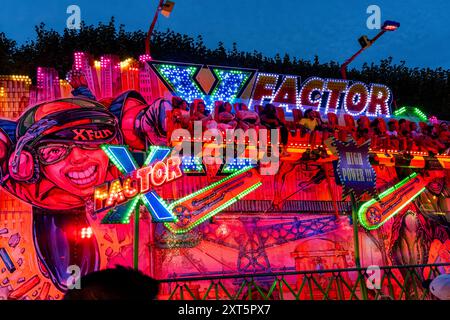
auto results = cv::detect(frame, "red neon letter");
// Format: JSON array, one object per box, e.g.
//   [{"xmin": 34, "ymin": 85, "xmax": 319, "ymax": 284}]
[
  {"xmin": 344, "ymin": 83, "xmax": 369, "ymax": 115},
  {"xmin": 136, "ymin": 166, "xmax": 152, "ymax": 193},
  {"xmin": 106, "ymin": 179, "xmax": 126, "ymax": 207},
  {"xmin": 324, "ymin": 80, "xmax": 348, "ymax": 113},
  {"xmin": 150, "ymin": 161, "xmax": 167, "ymax": 186},
  {"xmin": 367, "ymin": 84, "xmax": 392, "ymax": 117},
  {"xmin": 299, "ymin": 77, "xmax": 324, "ymax": 111},
  {"xmin": 166, "ymin": 156, "xmax": 182, "ymax": 182}
]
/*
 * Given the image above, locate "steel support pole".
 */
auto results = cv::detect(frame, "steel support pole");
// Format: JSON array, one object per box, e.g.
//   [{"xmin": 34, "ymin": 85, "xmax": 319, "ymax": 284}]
[{"xmin": 134, "ymin": 205, "xmax": 140, "ymax": 270}]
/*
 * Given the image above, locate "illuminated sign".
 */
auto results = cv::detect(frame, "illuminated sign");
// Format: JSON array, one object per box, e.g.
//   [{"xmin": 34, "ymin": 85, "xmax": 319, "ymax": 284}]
[
  {"xmin": 250, "ymin": 73, "xmax": 392, "ymax": 117},
  {"xmin": 325, "ymin": 137, "xmax": 377, "ymax": 201},
  {"xmin": 95, "ymin": 145, "xmax": 262, "ymax": 232},
  {"xmin": 150, "ymin": 61, "xmax": 255, "ymax": 110},
  {"xmin": 358, "ymin": 173, "xmax": 426, "ymax": 230},
  {"xmin": 164, "ymin": 166, "xmax": 262, "ymax": 234},
  {"xmin": 94, "ymin": 145, "xmax": 182, "ymax": 223},
  {"xmin": 149, "ymin": 61, "xmax": 393, "ymax": 118}
]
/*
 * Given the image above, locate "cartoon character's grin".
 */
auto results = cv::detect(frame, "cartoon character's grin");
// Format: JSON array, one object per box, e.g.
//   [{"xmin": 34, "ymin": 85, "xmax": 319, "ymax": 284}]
[{"xmin": 66, "ymin": 165, "xmax": 98, "ymax": 185}]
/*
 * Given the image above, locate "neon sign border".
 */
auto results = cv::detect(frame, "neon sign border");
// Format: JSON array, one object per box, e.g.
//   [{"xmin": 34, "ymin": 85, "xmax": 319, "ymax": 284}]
[{"xmin": 357, "ymin": 172, "xmax": 425, "ymax": 230}]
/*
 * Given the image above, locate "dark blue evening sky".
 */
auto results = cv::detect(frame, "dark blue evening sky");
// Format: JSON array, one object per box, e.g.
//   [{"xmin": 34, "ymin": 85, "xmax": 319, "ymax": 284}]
[{"xmin": 0, "ymin": 0, "xmax": 449, "ymax": 69}]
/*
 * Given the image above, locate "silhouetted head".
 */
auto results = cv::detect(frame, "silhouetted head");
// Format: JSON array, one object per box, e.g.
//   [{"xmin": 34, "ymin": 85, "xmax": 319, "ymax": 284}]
[
  {"xmin": 180, "ymin": 100, "xmax": 189, "ymax": 111},
  {"xmin": 216, "ymin": 101, "xmax": 226, "ymax": 114},
  {"xmin": 63, "ymin": 266, "xmax": 159, "ymax": 300},
  {"xmin": 197, "ymin": 101, "xmax": 206, "ymax": 114},
  {"xmin": 388, "ymin": 121, "xmax": 396, "ymax": 131},
  {"xmin": 263, "ymin": 103, "xmax": 276, "ymax": 115},
  {"xmin": 172, "ymin": 96, "xmax": 183, "ymax": 109},
  {"xmin": 223, "ymin": 102, "xmax": 233, "ymax": 113},
  {"xmin": 303, "ymin": 109, "xmax": 315, "ymax": 120}
]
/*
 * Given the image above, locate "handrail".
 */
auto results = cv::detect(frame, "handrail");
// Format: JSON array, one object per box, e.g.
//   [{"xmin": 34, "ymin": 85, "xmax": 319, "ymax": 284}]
[{"xmin": 158, "ymin": 262, "xmax": 450, "ymax": 283}]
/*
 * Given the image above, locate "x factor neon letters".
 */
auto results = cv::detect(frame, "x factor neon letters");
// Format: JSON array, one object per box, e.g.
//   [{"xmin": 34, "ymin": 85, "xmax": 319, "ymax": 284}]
[
  {"xmin": 94, "ymin": 145, "xmax": 263, "ymax": 232},
  {"xmin": 251, "ymin": 74, "xmax": 392, "ymax": 117},
  {"xmin": 94, "ymin": 145, "xmax": 182, "ymax": 223},
  {"xmin": 148, "ymin": 61, "xmax": 393, "ymax": 118},
  {"xmin": 149, "ymin": 61, "xmax": 255, "ymax": 109}
]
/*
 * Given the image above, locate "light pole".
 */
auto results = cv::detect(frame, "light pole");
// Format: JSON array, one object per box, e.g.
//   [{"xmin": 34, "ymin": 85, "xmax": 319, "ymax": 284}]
[
  {"xmin": 145, "ymin": 0, "xmax": 175, "ymax": 56},
  {"xmin": 340, "ymin": 20, "xmax": 400, "ymax": 80}
]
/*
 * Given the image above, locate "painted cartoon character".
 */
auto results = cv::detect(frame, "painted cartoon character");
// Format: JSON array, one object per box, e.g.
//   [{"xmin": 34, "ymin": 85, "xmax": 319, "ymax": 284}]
[{"xmin": 0, "ymin": 75, "xmax": 167, "ymax": 291}]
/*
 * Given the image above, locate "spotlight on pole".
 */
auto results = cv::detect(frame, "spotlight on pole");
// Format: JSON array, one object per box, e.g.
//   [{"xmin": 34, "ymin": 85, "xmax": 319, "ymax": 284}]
[
  {"xmin": 161, "ymin": 1, "xmax": 175, "ymax": 18},
  {"xmin": 340, "ymin": 19, "xmax": 400, "ymax": 79},
  {"xmin": 382, "ymin": 20, "xmax": 400, "ymax": 31},
  {"xmin": 145, "ymin": 0, "xmax": 176, "ymax": 55}
]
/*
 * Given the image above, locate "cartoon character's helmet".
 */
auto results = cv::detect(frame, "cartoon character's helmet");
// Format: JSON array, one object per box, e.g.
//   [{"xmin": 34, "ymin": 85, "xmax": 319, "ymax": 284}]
[{"xmin": 9, "ymin": 98, "xmax": 119, "ymax": 182}]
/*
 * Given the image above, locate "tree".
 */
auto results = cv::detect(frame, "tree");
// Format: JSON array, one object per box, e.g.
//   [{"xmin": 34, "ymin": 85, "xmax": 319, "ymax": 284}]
[{"xmin": 0, "ymin": 32, "xmax": 17, "ymax": 74}]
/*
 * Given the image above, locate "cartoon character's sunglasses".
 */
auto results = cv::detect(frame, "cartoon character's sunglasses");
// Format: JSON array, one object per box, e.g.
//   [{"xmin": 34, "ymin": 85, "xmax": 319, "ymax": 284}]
[{"xmin": 37, "ymin": 142, "xmax": 103, "ymax": 165}]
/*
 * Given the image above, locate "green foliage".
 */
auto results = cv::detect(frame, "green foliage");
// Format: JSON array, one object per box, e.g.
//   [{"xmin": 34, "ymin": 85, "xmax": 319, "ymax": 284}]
[
  {"xmin": 0, "ymin": 32, "xmax": 17, "ymax": 74},
  {"xmin": 0, "ymin": 18, "xmax": 449, "ymax": 118}
]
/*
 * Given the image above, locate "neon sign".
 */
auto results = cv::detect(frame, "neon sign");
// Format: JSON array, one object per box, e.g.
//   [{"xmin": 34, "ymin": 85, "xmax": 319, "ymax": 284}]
[
  {"xmin": 150, "ymin": 62, "xmax": 255, "ymax": 110},
  {"xmin": 325, "ymin": 137, "xmax": 377, "ymax": 201},
  {"xmin": 149, "ymin": 61, "xmax": 393, "ymax": 118},
  {"xmin": 164, "ymin": 166, "xmax": 262, "ymax": 234},
  {"xmin": 357, "ymin": 173, "xmax": 426, "ymax": 230},
  {"xmin": 94, "ymin": 145, "xmax": 263, "ymax": 232},
  {"xmin": 152, "ymin": 63, "xmax": 206, "ymax": 103},
  {"xmin": 251, "ymin": 73, "xmax": 392, "ymax": 117},
  {"xmin": 94, "ymin": 145, "xmax": 182, "ymax": 223}
]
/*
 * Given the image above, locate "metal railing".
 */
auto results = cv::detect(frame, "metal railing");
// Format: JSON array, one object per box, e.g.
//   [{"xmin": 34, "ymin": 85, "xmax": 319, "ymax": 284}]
[{"xmin": 157, "ymin": 263, "xmax": 449, "ymax": 300}]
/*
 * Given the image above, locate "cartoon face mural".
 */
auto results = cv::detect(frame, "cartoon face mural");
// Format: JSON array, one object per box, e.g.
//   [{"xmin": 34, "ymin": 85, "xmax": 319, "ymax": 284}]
[
  {"xmin": 40, "ymin": 144, "xmax": 110, "ymax": 197},
  {"xmin": 0, "ymin": 78, "xmax": 165, "ymax": 293}
]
